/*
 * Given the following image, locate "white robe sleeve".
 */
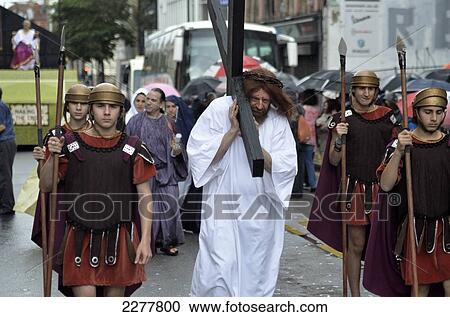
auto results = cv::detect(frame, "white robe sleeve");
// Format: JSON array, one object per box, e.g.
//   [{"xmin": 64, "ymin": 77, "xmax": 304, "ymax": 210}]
[
  {"xmin": 187, "ymin": 96, "xmax": 232, "ymax": 187},
  {"xmin": 262, "ymin": 115, "xmax": 297, "ymax": 208}
]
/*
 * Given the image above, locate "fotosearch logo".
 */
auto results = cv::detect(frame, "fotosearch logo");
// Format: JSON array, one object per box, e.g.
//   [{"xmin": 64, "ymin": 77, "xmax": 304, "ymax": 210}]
[{"xmin": 48, "ymin": 192, "xmax": 402, "ymax": 222}]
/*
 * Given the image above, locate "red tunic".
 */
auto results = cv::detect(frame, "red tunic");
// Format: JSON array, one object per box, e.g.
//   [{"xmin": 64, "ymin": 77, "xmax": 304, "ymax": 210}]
[
  {"xmin": 59, "ymin": 132, "xmax": 156, "ymax": 288},
  {"xmin": 402, "ymin": 221, "xmax": 450, "ymax": 285}
]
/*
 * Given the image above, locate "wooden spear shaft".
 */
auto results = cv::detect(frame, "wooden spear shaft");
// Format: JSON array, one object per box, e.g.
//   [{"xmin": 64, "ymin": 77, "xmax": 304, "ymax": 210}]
[
  {"xmin": 34, "ymin": 48, "xmax": 50, "ymax": 297},
  {"xmin": 396, "ymin": 36, "xmax": 419, "ymax": 297},
  {"xmin": 46, "ymin": 26, "xmax": 66, "ymax": 296},
  {"xmin": 338, "ymin": 38, "xmax": 348, "ymax": 297}
]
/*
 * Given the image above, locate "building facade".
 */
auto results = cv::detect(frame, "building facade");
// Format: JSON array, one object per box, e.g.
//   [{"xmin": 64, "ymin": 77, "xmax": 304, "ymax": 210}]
[
  {"xmin": 157, "ymin": 0, "xmax": 209, "ymax": 30},
  {"xmin": 7, "ymin": 1, "xmax": 50, "ymax": 29},
  {"xmin": 246, "ymin": 0, "xmax": 323, "ymax": 78},
  {"xmin": 323, "ymin": 0, "xmax": 450, "ymax": 77}
]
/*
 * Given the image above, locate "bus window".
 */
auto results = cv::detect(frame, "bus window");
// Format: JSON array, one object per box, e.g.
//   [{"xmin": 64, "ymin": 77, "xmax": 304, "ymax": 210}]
[
  {"xmin": 244, "ymin": 30, "xmax": 278, "ymax": 68},
  {"xmin": 245, "ymin": 40, "xmax": 258, "ymax": 57},
  {"xmin": 187, "ymin": 29, "xmax": 221, "ymax": 80}
]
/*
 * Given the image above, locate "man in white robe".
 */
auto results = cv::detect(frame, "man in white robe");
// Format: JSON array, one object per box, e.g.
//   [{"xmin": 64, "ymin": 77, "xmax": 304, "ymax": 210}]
[{"xmin": 187, "ymin": 68, "xmax": 297, "ymax": 296}]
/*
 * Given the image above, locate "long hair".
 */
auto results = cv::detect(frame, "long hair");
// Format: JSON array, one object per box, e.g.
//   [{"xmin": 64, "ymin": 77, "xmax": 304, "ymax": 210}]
[{"xmin": 242, "ymin": 68, "xmax": 293, "ymax": 118}]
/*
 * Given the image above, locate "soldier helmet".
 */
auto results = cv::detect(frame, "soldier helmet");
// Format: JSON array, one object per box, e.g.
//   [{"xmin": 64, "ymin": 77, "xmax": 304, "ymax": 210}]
[
  {"xmin": 88, "ymin": 83, "xmax": 124, "ymax": 106},
  {"xmin": 65, "ymin": 84, "xmax": 91, "ymax": 104},
  {"xmin": 412, "ymin": 87, "xmax": 448, "ymax": 109},
  {"xmin": 350, "ymin": 70, "xmax": 380, "ymax": 89}
]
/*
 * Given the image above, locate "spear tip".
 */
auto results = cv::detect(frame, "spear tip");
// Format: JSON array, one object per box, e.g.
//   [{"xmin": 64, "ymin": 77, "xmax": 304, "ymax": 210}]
[
  {"xmin": 34, "ymin": 47, "xmax": 40, "ymax": 66},
  {"xmin": 396, "ymin": 35, "xmax": 406, "ymax": 52},
  {"xmin": 60, "ymin": 25, "xmax": 66, "ymax": 52},
  {"xmin": 338, "ymin": 37, "xmax": 347, "ymax": 55}
]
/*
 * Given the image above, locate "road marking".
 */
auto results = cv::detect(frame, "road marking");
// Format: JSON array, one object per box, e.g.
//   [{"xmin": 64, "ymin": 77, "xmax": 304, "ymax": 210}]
[{"xmin": 285, "ymin": 222, "xmax": 343, "ymax": 259}]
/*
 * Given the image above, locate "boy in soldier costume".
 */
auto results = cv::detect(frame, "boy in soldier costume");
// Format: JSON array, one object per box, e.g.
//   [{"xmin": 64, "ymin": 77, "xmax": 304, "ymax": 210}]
[
  {"xmin": 379, "ymin": 87, "xmax": 450, "ymax": 296},
  {"xmin": 40, "ymin": 83, "xmax": 156, "ymax": 297},
  {"xmin": 308, "ymin": 70, "xmax": 402, "ymax": 296},
  {"xmin": 32, "ymin": 84, "xmax": 92, "ymax": 249}
]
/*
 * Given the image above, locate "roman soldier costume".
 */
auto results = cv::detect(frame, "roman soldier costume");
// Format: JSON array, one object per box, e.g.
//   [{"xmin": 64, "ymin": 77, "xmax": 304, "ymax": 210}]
[
  {"xmin": 307, "ymin": 70, "xmax": 406, "ymax": 296},
  {"xmin": 378, "ymin": 87, "xmax": 450, "ymax": 286},
  {"xmin": 35, "ymin": 83, "xmax": 156, "ymax": 296},
  {"xmin": 32, "ymin": 84, "xmax": 92, "ymax": 251}
]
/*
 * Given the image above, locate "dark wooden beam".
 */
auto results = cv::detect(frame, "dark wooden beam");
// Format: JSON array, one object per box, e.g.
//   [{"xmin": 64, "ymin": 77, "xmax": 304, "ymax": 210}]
[
  {"xmin": 232, "ymin": 76, "xmax": 265, "ymax": 176},
  {"xmin": 207, "ymin": 0, "xmax": 229, "ymax": 77},
  {"xmin": 207, "ymin": 0, "xmax": 264, "ymax": 177},
  {"xmin": 227, "ymin": 0, "xmax": 244, "ymax": 93}
]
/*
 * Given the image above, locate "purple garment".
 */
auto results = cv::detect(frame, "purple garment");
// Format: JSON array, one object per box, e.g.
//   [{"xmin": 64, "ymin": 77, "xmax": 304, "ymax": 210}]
[
  {"xmin": 307, "ymin": 130, "xmax": 342, "ymax": 251},
  {"xmin": 363, "ymin": 196, "xmax": 410, "ymax": 296},
  {"xmin": 126, "ymin": 113, "xmax": 187, "ymax": 251},
  {"xmin": 363, "ymin": 138, "xmax": 450, "ymax": 296},
  {"xmin": 307, "ymin": 130, "xmax": 409, "ymax": 296},
  {"xmin": 31, "ymin": 188, "xmax": 66, "ymax": 272},
  {"xmin": 10, "ymin": 42, "xmax": 33, "ymax": 69}
]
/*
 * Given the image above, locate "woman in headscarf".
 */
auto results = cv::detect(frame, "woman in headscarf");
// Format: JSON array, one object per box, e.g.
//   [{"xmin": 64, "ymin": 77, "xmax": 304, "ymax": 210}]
[
  {"xmin": 125, "ymin": 88, "xmax": 148, "ymax": 124},
  {"xmin": 164, "ymin": 95, "xmax": 197, "ymax": 232},
  {"xmin": 165, "ymin": 95, "xmax": 195, "ymax": 147}
]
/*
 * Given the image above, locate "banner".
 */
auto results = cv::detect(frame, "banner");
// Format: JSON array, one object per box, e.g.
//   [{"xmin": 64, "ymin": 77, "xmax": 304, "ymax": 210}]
[
  {"xmin": 10, "ymin": 103, "xmax": 49, "ymax": 126},
  {"xmin": 344, "ymin": 0, "xmax": 382, "ymax": 57}
]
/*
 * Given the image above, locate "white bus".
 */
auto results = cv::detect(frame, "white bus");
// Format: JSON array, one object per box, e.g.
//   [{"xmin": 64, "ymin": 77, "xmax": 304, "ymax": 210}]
[{"xmin": 121, "ymin": 21, "xmax": 298, "ymax": 97}]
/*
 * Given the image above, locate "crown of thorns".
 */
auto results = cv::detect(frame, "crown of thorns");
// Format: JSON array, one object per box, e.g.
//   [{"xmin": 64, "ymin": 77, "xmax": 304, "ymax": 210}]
[{"xmin": 242, "ymin": 71, "xmax": 283, "ymax": 89}]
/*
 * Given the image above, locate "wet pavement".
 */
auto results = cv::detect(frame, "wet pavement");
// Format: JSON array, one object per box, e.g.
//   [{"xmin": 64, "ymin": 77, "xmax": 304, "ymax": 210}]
[{"xmin": 0, "ymin": 151, "xmax": 370, "ymax": 297}]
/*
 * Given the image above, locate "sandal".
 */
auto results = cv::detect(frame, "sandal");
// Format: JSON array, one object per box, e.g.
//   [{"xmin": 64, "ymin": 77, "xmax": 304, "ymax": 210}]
[{"xmin": 160, "ymin": 247, "xmax": 179, "ymax": 256}]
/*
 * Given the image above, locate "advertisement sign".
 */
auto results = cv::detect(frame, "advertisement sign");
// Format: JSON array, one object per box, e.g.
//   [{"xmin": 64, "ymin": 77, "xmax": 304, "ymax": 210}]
[{"xmin": 344, "ymin": 0, "xmax": 381, "ymax": 57}]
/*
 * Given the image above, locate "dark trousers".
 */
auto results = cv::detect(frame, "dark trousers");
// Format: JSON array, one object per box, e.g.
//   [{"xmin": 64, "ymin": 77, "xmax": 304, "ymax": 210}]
[
  {"xmin": 292, "ymin": 142, "xmax": 305, "ymax": 194},
  {"xmin": 302, "ymin": 144, "xmax": 317, "ymax": 189},
  {"xmin": 180, "ymin": 181, "xmax": 202, "ymax": 234},
  {"xmin": 0, "ymin": 139, "xmax": 16, "ymax": 213}
]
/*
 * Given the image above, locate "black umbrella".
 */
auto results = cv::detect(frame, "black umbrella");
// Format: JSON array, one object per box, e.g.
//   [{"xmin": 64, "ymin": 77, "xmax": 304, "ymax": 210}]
[
  {"xmin": 276, "ymin": 71, "xmax": 298, "ymax": 91},
  {"xmin": 422, "ymin": 69, "xmax": 450, "ymax": 83},
  {"xmin": 297, "ymin": 70, "xmax": 333, "ymax": 91},
  {"xmin": 405, "ymin": 78, "xmax": 450, "ymax": 91},
  {"xmin": 322, "ymin": 71, "xmax": 354, "ymax": 94},
  {"xmin": 380, "ymin": 73, "xmax": 421, "ymax": 92},
  {"xmin": 297, "ymin": 70, "xmax": 353, "ymax": 94},
  {"xmin": 181, "ymin": 76, "xmax": 222, "ymax": 98}
]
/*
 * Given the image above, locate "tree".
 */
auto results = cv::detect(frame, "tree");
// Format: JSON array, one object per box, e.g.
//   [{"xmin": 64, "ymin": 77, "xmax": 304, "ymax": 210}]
[
  {"xmin": 52, "ymin": 0, "xmax": 134, "ymax": 83},
  {"xmin": 131, "ymin": 0, "xmax": 157, "ymax": 55}
]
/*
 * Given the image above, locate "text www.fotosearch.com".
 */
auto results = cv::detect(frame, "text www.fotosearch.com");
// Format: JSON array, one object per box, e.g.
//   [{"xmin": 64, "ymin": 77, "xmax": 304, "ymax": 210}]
[{"xmin": 189, "ymin": 301, "xmax": 328, "ymax": 313}]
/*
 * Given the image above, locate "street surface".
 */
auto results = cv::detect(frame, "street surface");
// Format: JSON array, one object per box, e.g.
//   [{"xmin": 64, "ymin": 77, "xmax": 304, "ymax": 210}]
[{"xmin": 0, "ymin": 152, "xmax": 370, "ymax": 297}]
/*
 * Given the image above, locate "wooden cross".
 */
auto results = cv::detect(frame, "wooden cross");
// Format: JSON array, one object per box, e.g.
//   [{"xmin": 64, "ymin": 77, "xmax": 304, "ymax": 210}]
[{"xmin": 207, "ymin": 0, "xmax": 264, "ymax": 177}]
